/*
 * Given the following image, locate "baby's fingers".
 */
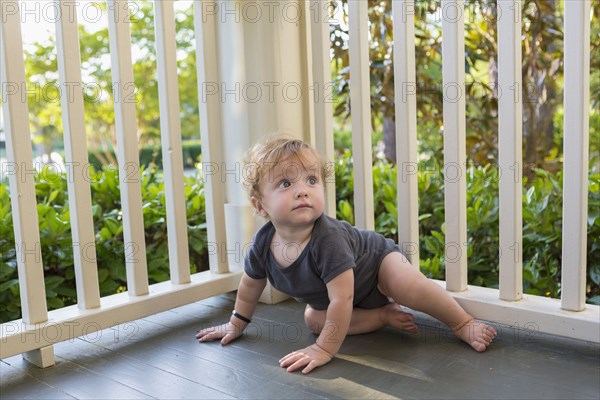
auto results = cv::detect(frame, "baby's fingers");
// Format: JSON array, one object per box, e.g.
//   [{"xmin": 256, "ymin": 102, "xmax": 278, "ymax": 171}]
[
  {"xmin": 195, "ymin": 328, "xmax": 211, "ymax": 340},
  {"xmin": 196, "ymin": 327, "xmax": 223, "ymax": 342},
  {"xmin": 220, "ymin": 332, "xmax": 238, "ymax": 346},
  {"xmin": 279, "ymin": 350, "xmax": 301, "ymax": 367},
  {"xmin": 301, "ymin": 360, "xmax": 320, "ymax": 374},
  {"xmin": 282, "ymin": 355, "xmax": 310, "ymax": 373}
]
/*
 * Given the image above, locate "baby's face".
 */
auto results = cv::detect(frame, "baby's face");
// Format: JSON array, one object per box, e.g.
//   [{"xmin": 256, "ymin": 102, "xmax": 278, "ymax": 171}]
[{"xmin": 253, "ymin": 151, "xmax": 325, "ymax": 229}]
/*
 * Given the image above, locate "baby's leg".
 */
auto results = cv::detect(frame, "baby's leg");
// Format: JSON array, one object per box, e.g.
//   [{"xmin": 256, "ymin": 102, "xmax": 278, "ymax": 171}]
[
  {"xmin": 304, "ymin": 304, "xmax": 418, "ymax": 335},
  {"xmin": 377, "ymin": 252, "xmax": 496, "ymax": 352}
]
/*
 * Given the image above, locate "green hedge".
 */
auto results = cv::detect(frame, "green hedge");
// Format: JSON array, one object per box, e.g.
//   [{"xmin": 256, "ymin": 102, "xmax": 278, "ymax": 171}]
[
  {"xmin": 0, "ymin": 165, "xmax": 208, "ymax": 322},
  {"xmin": 334, "ymin": 151, "xmax": 600, "ymax": 303},
  {"xmin": 1, "ymin": 156, "xmax": 599, "ymax": 323},
  {"xmin": 87, "ymin": 140, "xmax": 202, "ymax": 169}
]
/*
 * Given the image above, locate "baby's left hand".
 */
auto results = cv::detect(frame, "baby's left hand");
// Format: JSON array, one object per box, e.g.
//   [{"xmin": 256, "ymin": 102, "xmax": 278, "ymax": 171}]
[{"xmin": 279, "ymin": 344, "xmax": 333, "ymax": 374}]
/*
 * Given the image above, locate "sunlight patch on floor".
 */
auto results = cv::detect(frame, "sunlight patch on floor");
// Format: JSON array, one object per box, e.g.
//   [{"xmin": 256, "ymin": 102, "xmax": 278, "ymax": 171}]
[
  {"xmin": 336, "ymin": 353, "xmax": 433, "ymax": 382},
  {"xmin": 325, "ymin": 377, "xmax": 401, "ymax": 400}
]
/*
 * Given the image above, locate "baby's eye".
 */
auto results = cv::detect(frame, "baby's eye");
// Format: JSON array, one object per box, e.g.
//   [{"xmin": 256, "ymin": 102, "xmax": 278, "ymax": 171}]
[
  {"xmin": 307, "ymin": 176, "xmax": 318, "ymax": 185},
  {"xmin": 278, "ymin": 180, "xmax": 291, "ymax": 189}
]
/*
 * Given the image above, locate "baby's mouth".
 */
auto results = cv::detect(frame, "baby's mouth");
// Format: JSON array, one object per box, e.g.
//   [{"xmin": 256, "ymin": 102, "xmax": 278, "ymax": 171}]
[{"xmin": 293, "ymin": 203, "xmax": 311, "ymax": 210}]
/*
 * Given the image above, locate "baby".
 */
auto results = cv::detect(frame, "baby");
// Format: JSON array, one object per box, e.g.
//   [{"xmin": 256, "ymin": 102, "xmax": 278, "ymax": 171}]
[{"xmin": 196, "ymin": 137, "xmax": 496, "ymax": 374}]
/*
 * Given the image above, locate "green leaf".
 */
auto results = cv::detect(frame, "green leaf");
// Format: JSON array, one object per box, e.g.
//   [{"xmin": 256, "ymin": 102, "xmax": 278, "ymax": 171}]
[
  {"xmin": 337, "ymin": 200, "xmax": 354, "ymax": 225},
  {"xmin": 383, "ymin": 200, "xmax": 396, "ymax": 216},
  {"xmin": 419, "ymin": 213, "xmax": 432, "ymax": 221},
  {"xmin": 0, "ymin": 279, "xmax": 19, "ymax": 293},
  {"xmin": 525, "ymin": 186, "xmax": 535, "ymax": 204},
  {"xmin": 431, "ymin": 231, "xmax": 444, "ymax": 244},
  {"xmin": 99, "ymin": 227, "xmax": 112, "ymax": 240},
  {"xmin": 98, "ymin": 268, "xmax": 109, "ymax": 283},
  {"xmin": 104, "ymin": 217, "xmax": 121, "ymax": 235},
  {"xmin": 45, "ymin": 276, "xmax": 65, "ymax": 289},
  {"xmin": 423, "ymin": 236, "xmax": 439, "ymax": 253},
  {"xmin": 92, "ymin": 204, "xmax": 103, "ymax": 218},
  {"xmin": 54, "ymin": 286, "xmax": 76, "ymax": 298},
  {"xmin": 45, "ymin": 208, "xmax": 59, "ymax": 232},
  {"xmin": 382, "ymin": 185, "xmax": 395, "ymax": 201},
  {"xmin": 192, "ymin": 195, "xmax": 201, "ymax": 210},
  {"xmin": 46, "ymin": 296, "xmax": 64, "ymax": 309},
  {"xmin": 48, "ymin": 190, "xmax": 59, "ymax": 204}
]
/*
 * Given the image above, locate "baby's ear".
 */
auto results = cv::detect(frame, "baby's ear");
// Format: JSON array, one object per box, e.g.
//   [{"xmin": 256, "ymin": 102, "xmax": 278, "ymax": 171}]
[{"xmin": 251, "ymin": 196, "xmax": 268, "ymax": 218}]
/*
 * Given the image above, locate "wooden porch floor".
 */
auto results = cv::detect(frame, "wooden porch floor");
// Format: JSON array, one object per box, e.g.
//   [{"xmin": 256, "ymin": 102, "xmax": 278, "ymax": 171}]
[{"xmin": 1, "ymin": 293, "xmax": 599, "ymax": 400}]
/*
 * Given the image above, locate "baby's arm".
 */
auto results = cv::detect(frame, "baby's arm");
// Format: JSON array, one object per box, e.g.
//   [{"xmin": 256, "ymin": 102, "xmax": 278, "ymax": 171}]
[
  {"xmin": 279, "ymin": 269, "xmax": 354, "ymax": 373},
  {"xmin": 196, "ymin": 273, "xmax": 266, "ymax": 345}
]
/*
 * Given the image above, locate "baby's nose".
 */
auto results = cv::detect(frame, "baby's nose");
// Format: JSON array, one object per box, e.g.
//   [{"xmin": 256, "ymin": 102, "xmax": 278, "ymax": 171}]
[{"xmin": 295, "ymin": 188, "xmax": 308, "ymax": 198}]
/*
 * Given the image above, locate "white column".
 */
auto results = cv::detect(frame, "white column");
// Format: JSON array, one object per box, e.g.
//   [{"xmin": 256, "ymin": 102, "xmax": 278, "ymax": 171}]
[
  {"xmin": 393, "ymin": 0, "xmax": 420, "ymax": 265},
  {"xmin": 107, "ymin": 0, "xmax": 149, "ymax": 296},
  {"xmin": 497, "ymin": 0, "xmax": 523, "ymax": 302},
  {"xmin": 308, "ymin": 0, "xmax": 336, "ymax": 218},
  {"xmin": 154, "ymin": 0, "xmax": 191, "ymax": 284},
  {"xmin": 55, "ymin": 0, "xmax": 101, "ymax": 308},
  {"xmin": 215, "ymin": 1, "xmax": 259, "ymax": 275},
  {"xmin": 194, "ymin": 0, "xmax": 229, "ymax": 274},
  {"xmin": 1, "ymin": 0, "xmax": 54, "ymax": 367},
  {"xmin": 348, "ymin": 0, "xmax": 374, "ymax": 230},
  {"xmin": 441, "ymin": 0, "xmax": 467, "ymax": 292},
  {"xmin": 561, "ymin": 0, "xmax": 590, "ymax": 312}
]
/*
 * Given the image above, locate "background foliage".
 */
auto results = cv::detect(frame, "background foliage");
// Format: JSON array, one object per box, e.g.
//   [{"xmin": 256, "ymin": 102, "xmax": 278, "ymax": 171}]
[
  {"xmin": 0, "ymin": 166, "xmax": 208, "ymax": 323},
  {"xmin": 20, "ymin": 1, "xmax": 199, "ymax": 160},
  {"xmin": 334, "ymin": 152, "xmax": 600, "ymax": 304},
  {"xmin": 87, "ymin": 140, "xmax": 202, "ymax": 170},
  {"xmin": 330, "ymin": 0, "xmax": 600, "ymax": 171}
]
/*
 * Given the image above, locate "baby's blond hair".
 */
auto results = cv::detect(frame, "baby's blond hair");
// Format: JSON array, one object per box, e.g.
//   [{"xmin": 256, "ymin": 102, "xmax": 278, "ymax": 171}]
[{"xmin": 243, "ymin": 137, "xmax": 330, "ymax": 201}]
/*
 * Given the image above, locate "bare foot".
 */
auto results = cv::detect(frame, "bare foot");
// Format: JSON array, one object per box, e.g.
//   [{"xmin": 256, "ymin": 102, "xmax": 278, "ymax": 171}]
[
  {"xmin": 453, "ymin": 319, "xmax": 497, "ymax": 352},
  {"xmin": 379, "ymin": 303, "xmax": 419, "ymax": 333}
]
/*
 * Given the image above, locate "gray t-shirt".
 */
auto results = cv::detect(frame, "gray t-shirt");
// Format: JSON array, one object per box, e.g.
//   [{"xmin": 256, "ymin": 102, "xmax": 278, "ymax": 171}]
[{"xmin": 244, "ymin": 214, "xmax": 400, "ymax": 310}]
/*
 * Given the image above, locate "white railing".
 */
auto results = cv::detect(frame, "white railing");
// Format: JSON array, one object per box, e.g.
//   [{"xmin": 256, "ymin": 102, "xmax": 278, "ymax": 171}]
[
  {"xmin": 1, "ymin": 0, "xmax": 598, "ymax": 370},
  {"xmin": 0, "ymin": 0, "xmax": 241, "ymax": 367}
]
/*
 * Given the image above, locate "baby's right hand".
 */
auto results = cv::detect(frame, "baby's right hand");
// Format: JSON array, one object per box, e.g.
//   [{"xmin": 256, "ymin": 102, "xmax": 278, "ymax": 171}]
[{"xmin": 195, "ymin": 322, "xmax": 243, "ymax": 345}]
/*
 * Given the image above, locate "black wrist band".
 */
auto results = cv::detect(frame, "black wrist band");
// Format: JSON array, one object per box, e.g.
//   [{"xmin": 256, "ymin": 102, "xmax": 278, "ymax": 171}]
[{"xmin": 232, "ymin": 310, "xmax": 251, "ymax": 324}]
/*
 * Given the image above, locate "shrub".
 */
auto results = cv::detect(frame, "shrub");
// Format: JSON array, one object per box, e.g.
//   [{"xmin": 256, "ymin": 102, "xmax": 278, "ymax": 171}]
[
  {"xmin": 0, "ymin": 165, "xmax": 208, "ymax": 323},
  {"xmin": 333, "ymin": 150, "xmax": 600, "ymax": 304},
  {"xmin": 87, "ymin": 140, "xmax": 202, "ymax": 170}
]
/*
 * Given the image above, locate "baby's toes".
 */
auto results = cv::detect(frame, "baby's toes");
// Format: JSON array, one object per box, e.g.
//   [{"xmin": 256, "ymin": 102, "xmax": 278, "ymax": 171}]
[
  {"xmin": 472, "ymin": 339, "xmax": 488, "ymax": 352},
  {"xmin": 455, "ymin": 320, "xmax": 496, "ymax": 352},
  {"xmin": 405, "ymin": 322, "xmax": 419, "ymax": 333},
  {"xmin": 395, "ymin": 320, "xmax": 419, "ymax": 333},
  {"xmin": 383, "ymin": 303, "xmax": 419, "ymax": 333}
]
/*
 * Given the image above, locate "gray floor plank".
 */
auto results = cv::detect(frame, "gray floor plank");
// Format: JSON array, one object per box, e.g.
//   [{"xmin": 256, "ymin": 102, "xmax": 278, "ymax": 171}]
[
  {"xmin": 2, "ymin": 354, "xmax": 154, "ymax": 400},
  {"xmin": 1, "ymin": 360, "xmax": 76, "ymax": 400},
  {"xmin": 78, "ymin": 314, "xmax": 324, "ymax": 399},
  {"xmin": 143, "ymin": 304, "xmax": 354, "ymax": 399},
  {"xmin": 50, "ymin": 339, "xmax": 233, "ymax": 400},
  {"xmin": 128, "ymin": 340, "xmax": 322, "ymax": 399},
  {"xmin": 187, "ymin": 298, "xmax": 600, "ymax": 400}
]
